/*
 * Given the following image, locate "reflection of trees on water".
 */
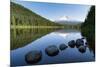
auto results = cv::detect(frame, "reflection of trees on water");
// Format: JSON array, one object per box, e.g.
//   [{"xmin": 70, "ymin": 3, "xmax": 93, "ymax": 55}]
[{"xmin": 11, "ymin": 28, "xmax": 59, "ymax": 50}]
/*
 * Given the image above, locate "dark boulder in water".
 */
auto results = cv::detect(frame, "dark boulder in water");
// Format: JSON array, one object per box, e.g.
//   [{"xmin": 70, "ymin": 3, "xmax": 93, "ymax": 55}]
[
  {"xmin": 81, "ymin": 37, "xmax": 85, "ymax": 39},
  {"xmin": 85, "ymin": 42, "xmax": 88, "ymax": 45},
  {"xmin": 68, "ymin": 40, "xmax": 76, "ymax": 48},
  {"xmin": 85, "ymin": 42, "xmax": 88, "ymax": 46},
  {"xmin": 25, "ymin": 50, "xmax": 42, "ymax": 64},
  {"xmin": 76, "ymin": 39, "xmax": 84, "ymax": 48},
  {"xmin": 59, "ymin": 44, "xmax": 68, "ymax": 50},
  {"xmin": 78, "ymin": 46, "xmax": 86, "ymax": 53},
  {"xmin": 45, "ymin": 45, "xmax": 59, "ymax": 56}
]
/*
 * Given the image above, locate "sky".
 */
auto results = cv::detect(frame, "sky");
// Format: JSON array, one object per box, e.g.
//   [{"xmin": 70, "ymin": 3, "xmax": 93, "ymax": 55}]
[{"xmin": 11, "ymin": 0, "xmax": 91, "ymax": 22}]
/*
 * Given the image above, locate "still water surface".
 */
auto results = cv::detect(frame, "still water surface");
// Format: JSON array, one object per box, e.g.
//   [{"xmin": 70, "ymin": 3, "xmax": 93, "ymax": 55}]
[{"xmin": 11, "ymin": 29, "xmax": 94, "ymax": 66}]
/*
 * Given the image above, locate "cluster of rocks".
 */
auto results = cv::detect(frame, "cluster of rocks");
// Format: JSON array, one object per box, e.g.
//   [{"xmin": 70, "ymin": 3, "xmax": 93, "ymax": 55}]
[
  {"xmin": 25, "ymin": 38, "xmax": 87, "ymax": 64},
  {"xmin": 68, "ymin": 38, "xmax": 87, "ymax": 53}
]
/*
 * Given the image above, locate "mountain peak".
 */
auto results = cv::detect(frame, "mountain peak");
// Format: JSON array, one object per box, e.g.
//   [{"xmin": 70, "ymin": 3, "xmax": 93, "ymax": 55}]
[{"xmin": 59, "ymin": 16, "xmax": 69, "ymax": 21}]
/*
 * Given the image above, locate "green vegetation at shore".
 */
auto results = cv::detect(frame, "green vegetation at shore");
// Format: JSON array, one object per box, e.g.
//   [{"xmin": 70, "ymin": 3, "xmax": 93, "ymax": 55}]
[{"xmin": 81, "ymin": 6, "xmax": 95, "ymax": 56}]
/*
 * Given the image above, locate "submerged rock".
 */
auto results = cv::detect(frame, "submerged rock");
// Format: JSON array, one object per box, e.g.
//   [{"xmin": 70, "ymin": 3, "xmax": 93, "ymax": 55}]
[
  {"xmin": 78, "ymin": 46, "xmax": 86, "ymax": 53},
  {"xmin": 59, "ymin": 44, "xmax": 68, "ymax": 50},
  {"xmin": 76, "ymin": 39, "xmax": 84, "ymax": 48},
  {"xmin": 45, "ymin": 45, "xmax": 59, "ymax": 56},
  {"xmin": 68, "ymin": 40, "xmax": 76, "ymax": 48},
  {"xmin": 25, "ymin": 50, "xmax": 42, "ymax": 64}
]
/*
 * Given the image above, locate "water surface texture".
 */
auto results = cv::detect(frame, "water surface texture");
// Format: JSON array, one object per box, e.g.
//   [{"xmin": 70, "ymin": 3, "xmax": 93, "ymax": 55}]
[{"xmin": 11, "ymin": 29, "xmax": 94, "ymax": 66}]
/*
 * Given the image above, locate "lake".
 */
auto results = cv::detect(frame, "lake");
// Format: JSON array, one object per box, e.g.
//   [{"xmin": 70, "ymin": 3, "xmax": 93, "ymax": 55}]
[{"xmin": 10, "ymin": 28, "xmax": 95, "ymax": 66}]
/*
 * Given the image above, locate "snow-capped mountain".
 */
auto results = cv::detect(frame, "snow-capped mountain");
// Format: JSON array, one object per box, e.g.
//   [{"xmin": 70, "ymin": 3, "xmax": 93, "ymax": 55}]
[
  {"xmin": 55, "ymin": 16, "xmax": 82, "ymax": 25},
  {"xmin": 59, "ymin": 16, "xmax": 69, "ymax": 21}
]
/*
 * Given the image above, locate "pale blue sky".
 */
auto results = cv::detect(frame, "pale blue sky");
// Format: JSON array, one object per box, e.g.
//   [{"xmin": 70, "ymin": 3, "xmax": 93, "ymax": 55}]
[{"xmin": 11, "ymin": 0, "xmax": 91, "ymax": 22}]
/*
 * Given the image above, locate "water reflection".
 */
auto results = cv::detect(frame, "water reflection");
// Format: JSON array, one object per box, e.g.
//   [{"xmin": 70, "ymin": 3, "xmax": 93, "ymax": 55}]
[
  {"xmin": 11, "ymin": 29, "xmax": 95, "ymax": 66},
  {"xmin": 11, "ymin": 28, "xmax": 60, "ymax": 50}
]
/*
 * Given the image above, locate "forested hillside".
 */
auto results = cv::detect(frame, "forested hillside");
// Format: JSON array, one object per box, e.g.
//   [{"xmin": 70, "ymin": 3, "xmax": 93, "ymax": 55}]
[{"xmin": 10, "ymin": 2, "xmax": 61, "ymax": 26}]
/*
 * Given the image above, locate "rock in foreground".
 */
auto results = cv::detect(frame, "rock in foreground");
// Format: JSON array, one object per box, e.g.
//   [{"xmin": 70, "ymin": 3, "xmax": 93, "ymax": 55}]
[
  {"xmin": 78, "ymin": 46, "xmax": 86, "ymax": 53},
  {"xmin": 76, "ymin": 39, "xmax": 84, "ymax": 48},
  {"xmin": 68, "ymin": 40, "xmax": 76, "ymax": 48},
  {"xmin": 59, "ymin": 44, "xmax": 68, "ymax": 51},
  {"xmin": 45, "ymin": 45, "xmax": 59, "ymax": 56},
  {"xmin": 25, "ymin": 50, "xmax": 42, "ymax": 64}
]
